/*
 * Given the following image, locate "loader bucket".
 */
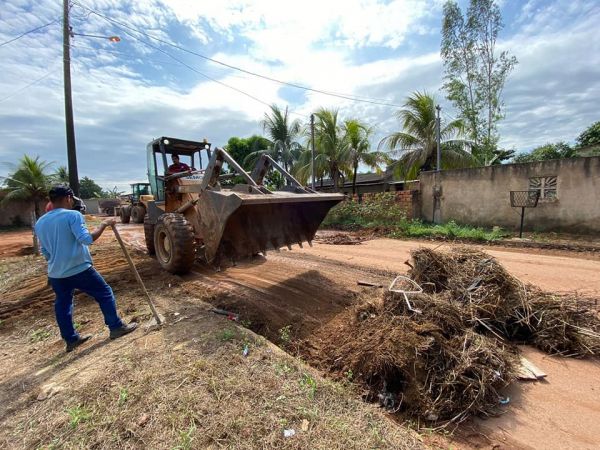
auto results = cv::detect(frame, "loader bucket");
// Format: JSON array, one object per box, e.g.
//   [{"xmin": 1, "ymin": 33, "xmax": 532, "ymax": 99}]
[{"xmin": 198, "ymin": 190, "xmax": 343, "ymax": 263}]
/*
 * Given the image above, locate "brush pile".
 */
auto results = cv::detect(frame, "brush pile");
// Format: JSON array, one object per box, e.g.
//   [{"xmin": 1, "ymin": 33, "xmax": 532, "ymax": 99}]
[
  {"xmin": 304, "ymin": 247, "xmax": 600, "ymax": 424},
  {"xmin": 409, "ymin": 247, "xmax": 600, "ymax": 357},
  {"xmin": 315, "ymin": 233, "xmax": 366, "ymax": 245}
]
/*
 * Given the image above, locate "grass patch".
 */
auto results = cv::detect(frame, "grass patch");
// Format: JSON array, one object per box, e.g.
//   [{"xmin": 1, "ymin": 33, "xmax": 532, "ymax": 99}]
[
  {"xmin": 66, "ymin": 405, "xmax": 91, "ymax": 428},
  {"xmin": 323, "ymin": 193, "xmax": 508, "ymax": 242},
  {"xmin": 30, "ymin": 328, "xmax": 51, "ymax": 343}
]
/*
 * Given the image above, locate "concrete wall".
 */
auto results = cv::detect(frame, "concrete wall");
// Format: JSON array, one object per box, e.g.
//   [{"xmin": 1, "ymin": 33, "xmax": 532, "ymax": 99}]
[
  {"xmin": 420, "ymin": 157, "xmax": 600, "ymax": 234},
  {"xmin": 0, "ymin": 200, "xmax": 34, "ymax": 226}
]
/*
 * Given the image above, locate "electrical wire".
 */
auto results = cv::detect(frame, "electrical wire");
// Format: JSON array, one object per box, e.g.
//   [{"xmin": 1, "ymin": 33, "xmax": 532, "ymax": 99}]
[
  {"xmin": 72, "ymin": 0, "xmax": 404, "ymax": 108},
  {"xmin": 103, "ymin": 19, "xmax": 303, "ymax": 116},
  {"xmin": 0, "ymin": 68, "xmax": 58, "ymax": 103},
  {"xmin": 0, "ymin": 18, "xmax": 60, "ymax": 47}
]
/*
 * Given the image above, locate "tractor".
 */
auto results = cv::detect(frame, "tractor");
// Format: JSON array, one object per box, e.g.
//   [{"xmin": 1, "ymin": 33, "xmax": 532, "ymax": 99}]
[
  {"xmin": 143, "ymin": 136, "xmax": 344, "ymax": 274},
  {"xmin": 119, "ymin": 183, "xmax": 154, "ymax": 224}
]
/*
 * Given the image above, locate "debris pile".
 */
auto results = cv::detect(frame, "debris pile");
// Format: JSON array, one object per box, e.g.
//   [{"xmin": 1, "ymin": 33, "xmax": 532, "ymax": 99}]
[
  {"xmin": 409, "ymin": 247, "xmax": 600, "ymax": 357},
  {"xmin": 315, "ymin": 233, "xmax": 366, "ymax": 245},
  {"xmin": 304, "ymin": 247, "xmax": 600, "ymax": 423}
]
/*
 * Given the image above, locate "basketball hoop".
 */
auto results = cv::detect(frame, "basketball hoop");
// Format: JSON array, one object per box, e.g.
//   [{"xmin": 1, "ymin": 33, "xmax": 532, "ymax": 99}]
[{"xmin": 510, "ymin": 190, "xmax": 540, "ymax": 238}]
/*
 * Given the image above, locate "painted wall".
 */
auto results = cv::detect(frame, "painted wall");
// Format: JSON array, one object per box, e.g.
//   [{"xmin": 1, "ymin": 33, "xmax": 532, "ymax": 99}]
[{"xmin": 419, "ymin": 157, "xmax": 600, "ymax": 234}]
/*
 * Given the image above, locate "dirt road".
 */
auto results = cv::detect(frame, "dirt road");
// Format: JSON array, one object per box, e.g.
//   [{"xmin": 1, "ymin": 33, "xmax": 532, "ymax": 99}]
[{"xmin": 1, "ymin": 226, "xmax": 599, "ymax": 449}]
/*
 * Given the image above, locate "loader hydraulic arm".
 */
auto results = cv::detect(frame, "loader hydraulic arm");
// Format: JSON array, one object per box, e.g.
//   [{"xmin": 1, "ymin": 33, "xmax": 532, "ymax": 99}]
[{"xmin": 200, "ymin": 147, "xmax": 261, "ymax": 190}]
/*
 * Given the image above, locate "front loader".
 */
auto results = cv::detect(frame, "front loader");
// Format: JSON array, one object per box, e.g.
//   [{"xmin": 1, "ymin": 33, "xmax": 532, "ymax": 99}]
[
  {"xmin": 119, "ymin": 182, "xmax": 153, "ymax": 224},
  {"xmin": 143, "ymin": 137, "xmax": 343, "ymax": 274}
]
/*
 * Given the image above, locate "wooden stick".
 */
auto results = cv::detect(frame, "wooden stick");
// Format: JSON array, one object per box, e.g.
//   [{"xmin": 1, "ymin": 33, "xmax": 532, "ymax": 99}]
[
  {"xmin": 111, "ymin": 226, "xmax": 162, "ymax": 325},
  {"xmin": 357, "ymin": 280, "xmax": 384, "ymax": 288}
]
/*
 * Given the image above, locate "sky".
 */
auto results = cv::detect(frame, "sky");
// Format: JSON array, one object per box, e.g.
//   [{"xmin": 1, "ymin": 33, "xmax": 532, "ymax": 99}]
[{"xmin": 0, "ymin": 0, "xmax": 599, "ymax": 192}]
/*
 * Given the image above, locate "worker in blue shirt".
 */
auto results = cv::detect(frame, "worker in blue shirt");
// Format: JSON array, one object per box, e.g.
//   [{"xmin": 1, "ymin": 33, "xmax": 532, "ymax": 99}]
[{"xmin": 35, "ymin": 185, "xmax": 137, "ymax": 352}]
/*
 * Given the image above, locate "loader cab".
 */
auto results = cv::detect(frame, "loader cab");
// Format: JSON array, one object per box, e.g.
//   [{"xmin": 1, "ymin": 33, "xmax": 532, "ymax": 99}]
[
  {"xmin": 131, "ymin": 183, "xmax": 150, "ymax": 202},
  {"xmin": 146, "ymin": 136, "xmax": 212, "ymax": 201}
]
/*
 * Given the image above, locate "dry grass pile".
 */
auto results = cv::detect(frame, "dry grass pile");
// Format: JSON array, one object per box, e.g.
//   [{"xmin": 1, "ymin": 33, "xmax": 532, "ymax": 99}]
[
  {"xmin": 409, "ymin": 247, "xmax": 600, "ymax": 357},
  {"xmin": 306, "ymin": 291, "xmax": 517, "ymax": 424},
  {"xmin": 304, "ymin": 247, "xmax": 600, "ymax": 424}
]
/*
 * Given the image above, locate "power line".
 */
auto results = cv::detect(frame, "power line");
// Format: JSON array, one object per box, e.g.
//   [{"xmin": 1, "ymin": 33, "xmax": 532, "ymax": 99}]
[
  {"xmin": 0, "ymin": 68, "xmax": 58, "ymax": 103},
  {"xmin": 0, "ymin": 18, "xmax": 60, "ymax": 47},
  {"xmin": 71, "ymin": 42, "xmax": 254, "ymax": 81},
  {"xmin": 102, "ymin": 18, "xmax": 301, "ymax": 116},
  {"xmin": 72, "ymin": 1, "xmax": 404, "ymax": 108}
]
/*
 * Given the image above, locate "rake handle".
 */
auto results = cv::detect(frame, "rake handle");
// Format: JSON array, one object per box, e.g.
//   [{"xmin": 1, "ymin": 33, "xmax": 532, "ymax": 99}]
[{"xmin": 111, "ymin": 226, "xmax": 162, "ymax": 325}]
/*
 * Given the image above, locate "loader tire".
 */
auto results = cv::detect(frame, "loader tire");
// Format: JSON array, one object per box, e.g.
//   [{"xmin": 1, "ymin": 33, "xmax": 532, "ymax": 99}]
[
  {"xmin": 144, "ymin": 214, "xmax": 156, "ymax": 255},
  {"xmin": 120, "ymin": 206, "xmax": 131, "ymax": 224},
  {"xmin": 131, "ymin": 205, "xmax": 146, "ymax": 224},
  {"xmin": 154, "ymin": 213, "xmax": 195, "ymax": 274}
]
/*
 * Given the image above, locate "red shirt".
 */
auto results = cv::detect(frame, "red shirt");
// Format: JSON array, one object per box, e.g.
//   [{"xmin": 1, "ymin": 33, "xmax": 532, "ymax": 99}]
[
  {"xmin": 168, "ymin": 162, "xmax": 191, "ymax": 174},
  {"xmin": 45, "ymin": 202, "xmax": 54, "ymax": 212}
]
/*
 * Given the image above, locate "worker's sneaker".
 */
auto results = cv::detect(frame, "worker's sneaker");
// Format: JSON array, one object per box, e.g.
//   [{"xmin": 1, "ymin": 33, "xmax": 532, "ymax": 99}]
[
  {"xmin": 66, "ymin": 334, "xmax": 92, "ymax": 353},
  {"xmin": 109, "ymin": 322, "xmax": 138, "ymax": 340}
]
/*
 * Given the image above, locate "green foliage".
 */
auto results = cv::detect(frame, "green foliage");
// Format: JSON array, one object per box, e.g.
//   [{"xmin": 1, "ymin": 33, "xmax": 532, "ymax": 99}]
[
  {"xmin": 79, "ymin": 176, "xmax": 103, "ymax": 199},
  {"xmin": 100, "ymin": 186, "xmax": 125, "ymax": 198},
  {"xmin": 30, "ymin": 328, "xmax": 51, "ymax": 342},
  {"xmin": 226, "ymin": 135, "xmax": 272, "ymax": 171},
  {"xmin": 390, "ymin": 220, "xmax": 507, "ymax": 241},
  {"xmin": 441, "ymin": 0, "xmax": 517, "ymax": 161},
  {"xmin": 173, "ymin": 424, "xmax": 196, "ymax": 450},
  {"xmin": 344, "ymin": 119, "xmax": 390, "ymax": 194},
  {"xmin": 512, "ymin": 142, "xmax": 575, "ymax": 163},
  {"xmin": 118, "ymin": 387, "xmax": 129, "ymax": 406},
  {"xmin": 220, "ymin": 328, "xmax": 235, "ymax": 342},
  {"xmin": 299, "ymin": 373, "xmax": 318, "ymax": 398},
  {"xmin": 576, "ymin": 121, "xmax": 600, "ymax": 148},
  {"xmin": 67, "ymin": 405, "xmax": 91, "ymax": 428},
  {"xmin": 323, "ymin": 193, "xmax": 406, "ymax": 227},
  {"xmin": 323, "ymin": 194, "xmax": 507, "ymax": 242},
  {"xmin": 1, "ymin": 154, "xmax": 53, "ymax": 216},
  {"xmin": 278, "ymin": 325, "xmax": 292, "ymax": 346},
  {"xmin": 294, "ymin": 108, "xmax": 353, "ymax": 190},
  {"xmin": 54, "ymin": 166, "xmax": 69, "ymax": 183},
  {"xmin": 256, "ymin": 104, "xmax": 303, "ymax": 173},
  {"xmin": 378, "ymin": 91, "xmax": 475, "ymax": 179}
]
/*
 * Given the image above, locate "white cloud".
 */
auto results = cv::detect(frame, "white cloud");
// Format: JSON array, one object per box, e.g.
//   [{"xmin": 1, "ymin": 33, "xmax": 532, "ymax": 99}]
[{"xmin": 0, "ymin": 0, "xmax": 599, "ymax": 190}]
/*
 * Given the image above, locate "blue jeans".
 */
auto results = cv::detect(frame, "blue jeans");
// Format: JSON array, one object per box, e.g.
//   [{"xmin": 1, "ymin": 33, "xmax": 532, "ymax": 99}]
[{"xmin": 49, "ymin": 267, "xmax": 124, "ymax": 343}]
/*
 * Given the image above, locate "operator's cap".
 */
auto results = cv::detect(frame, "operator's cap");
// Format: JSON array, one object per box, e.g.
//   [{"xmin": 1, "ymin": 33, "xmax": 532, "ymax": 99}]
[{"xmin": 48, "ymin": 184, "xmax": 74, "ymax": 200}]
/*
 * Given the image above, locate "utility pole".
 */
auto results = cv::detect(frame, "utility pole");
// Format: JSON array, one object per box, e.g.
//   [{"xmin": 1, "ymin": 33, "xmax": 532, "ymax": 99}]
[
  {"xmin": 435, "ymin": 105, "xmax": 441, "ymax": 172},
  {"xmin": 310, "ymin": 113, "xmax": 316, "ymax": 189},
  {"xmin": 63, "ymin": 0, "xmax": 79, "ymax": 196}
]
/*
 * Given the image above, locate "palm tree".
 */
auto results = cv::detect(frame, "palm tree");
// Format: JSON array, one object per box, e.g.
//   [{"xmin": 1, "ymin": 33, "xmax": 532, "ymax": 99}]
[
  {"xmin": 344, "ymin": 119, "xmax": 390, "ymax": 195},
  {"xmin": 379, "ymin": 91, "xmax": 474, "ymax": 180},
  {"xmin": 54, "ymin": 165, "xmax": 69, "ymax": 183},
  {"xmin": 244, "ymin": 104, "xmax": 303, "ymax": 174},
  {"xmin": 294, "ymin": 108, "xmax": 351, "ymax": 191},
  {"xmin": 2, "ymin": 155, "xmax": 53, "ymax": 253}
]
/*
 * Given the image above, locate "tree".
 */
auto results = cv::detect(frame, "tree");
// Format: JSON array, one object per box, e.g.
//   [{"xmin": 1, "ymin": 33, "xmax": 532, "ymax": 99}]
[
  {"xmin": 512, "ymin": 142, "xmax": 575, "ymax": 163},
  {"xmin": 576, "ymin": 121, "xmax": 600, "ymax": 148},
  {"xmin": 226, "ymin": 135, "xmax": 272, "ymax": 172},
  {"xmin": 79, "ymin": 176, "xmax": 103, "ymax": 199},
  {"xmin": 441, "ymin": 0, "xmax": 517, "ymax": 163},
  {"xmin": 100, "ymin": 186, "xmax": 125, "ymax": 198},
  {"xmin": 54, "ymin": 165, "xmax": 69, "ymax": 183},
  {"xmin": 343, "ymin": 119, "xmax": 390, "ymax": 194},
  {"xmin": 244, "ymin": 105, "xmax": 303, "ymax": 173},
  {"xmin": 312, "ymin": 108, "xmax": 351, "ymax": 191},
  {"xmin": 379, "ymin": 91, "xmax": 475, "ymax": 179},
  {"xmin": 2, "ymin": 155, "xmax": 52, "ymax": 218},
  {"xmin": 1, "ymin": 155, "xmax": 53, "ymax": 253}
]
